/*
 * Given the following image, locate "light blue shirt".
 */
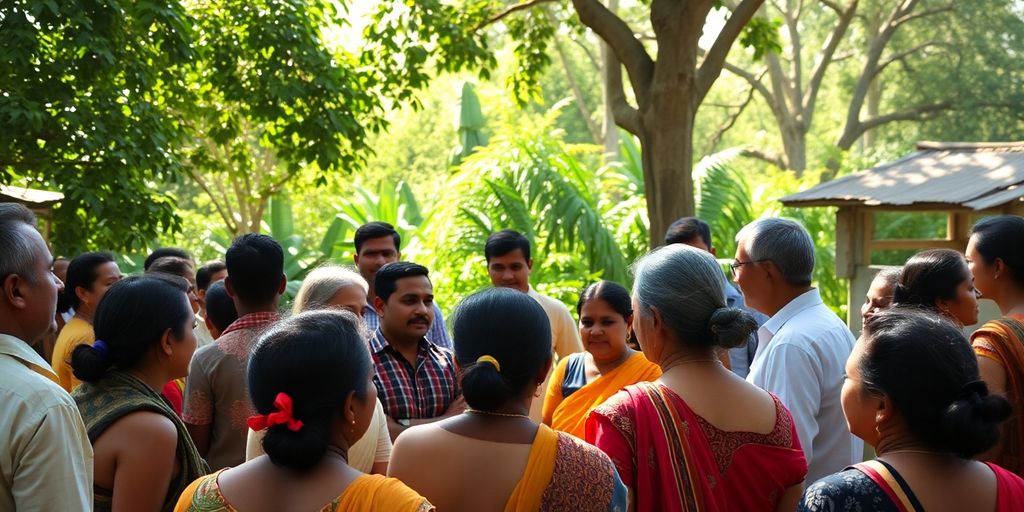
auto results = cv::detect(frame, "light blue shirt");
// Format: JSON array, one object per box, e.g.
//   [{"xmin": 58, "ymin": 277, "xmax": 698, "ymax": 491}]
[
  {"xmin": 725, "ymin": 281, "xmax": 768, "ymax": 379},
  {"xmin": 747, "ymin": 288, "xmax": 862, "ymax": 483}
]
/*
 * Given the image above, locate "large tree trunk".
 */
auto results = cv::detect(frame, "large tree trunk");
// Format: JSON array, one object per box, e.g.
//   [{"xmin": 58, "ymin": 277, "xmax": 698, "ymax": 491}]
[
  {"xmin": 641, "ymin": 94, "xmax": 697, "ymax": 248},
  {"xmin": 780, "ymin": 119, "xmax": 807, "ymax": 174}
]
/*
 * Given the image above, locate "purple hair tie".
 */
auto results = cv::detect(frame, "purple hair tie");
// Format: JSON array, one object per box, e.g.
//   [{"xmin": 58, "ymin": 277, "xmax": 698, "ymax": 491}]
[{"xmin": 92, "ymin": 340, "xmax": 110, "ymax": 358}]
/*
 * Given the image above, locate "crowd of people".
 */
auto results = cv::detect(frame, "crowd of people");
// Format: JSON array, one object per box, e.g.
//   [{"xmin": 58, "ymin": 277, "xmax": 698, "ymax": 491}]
[{"xmin": 3, "ymin": 199, "xmax": 1024, "ymax": 511}]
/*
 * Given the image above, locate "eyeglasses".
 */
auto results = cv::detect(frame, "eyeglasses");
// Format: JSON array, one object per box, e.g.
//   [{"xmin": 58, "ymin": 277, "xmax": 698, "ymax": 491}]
[{"xmin": 730, "ymin": 259, "xmax": 767, "ymax": 274}]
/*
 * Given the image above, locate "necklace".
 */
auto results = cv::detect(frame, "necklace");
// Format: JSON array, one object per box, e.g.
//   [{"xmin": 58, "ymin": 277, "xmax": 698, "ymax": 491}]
[
  {"xmin": 465, "ymin": 408, "xmax": 530, "ymax": 419},
  {"xmin": 663, "ymin": 358, "xmax": 721, "ymax": 371},
  {"xmin": 880, "ymin": 449, "xmax": 948, "ymax": 457}
]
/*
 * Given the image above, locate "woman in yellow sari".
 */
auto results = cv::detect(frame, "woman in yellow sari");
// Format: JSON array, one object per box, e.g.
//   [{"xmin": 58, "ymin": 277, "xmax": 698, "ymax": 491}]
[
  {"xmin": 174, "ymin": 310, "xmax": 431, "ymax": 512},
  {"xmin": 967, "ymin": 215, "xmax": 1024, "ymax": 476},
  {"xmin": 388, "ymin": 288, "xmax": 627, "ymax": 511},
  {"xmin": 543, "ymin": 281, "xmax": 661, "ymax": 438}
]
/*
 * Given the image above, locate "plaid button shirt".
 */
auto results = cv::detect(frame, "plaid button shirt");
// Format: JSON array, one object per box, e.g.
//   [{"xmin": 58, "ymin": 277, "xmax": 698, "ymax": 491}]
[{"xmin": 369, "ymin": 328, "xmax": 460, "ymax": 420}]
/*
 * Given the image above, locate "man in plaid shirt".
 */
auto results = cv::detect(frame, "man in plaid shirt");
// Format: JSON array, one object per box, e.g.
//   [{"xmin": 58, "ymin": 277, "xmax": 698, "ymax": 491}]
[{"xmin": 368, "ymin": 262, "xmax": 463, "ymax": 440}]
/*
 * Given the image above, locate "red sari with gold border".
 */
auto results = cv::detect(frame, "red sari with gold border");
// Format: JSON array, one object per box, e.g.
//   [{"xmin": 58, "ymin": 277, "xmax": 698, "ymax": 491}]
[{"xmin": 586, "ymin": 381, "xmax": 806, "ymax": 512}]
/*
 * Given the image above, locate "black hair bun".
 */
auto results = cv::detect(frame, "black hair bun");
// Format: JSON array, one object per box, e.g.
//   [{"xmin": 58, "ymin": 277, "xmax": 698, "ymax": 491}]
[{"xmin": 937, "ymin": 384, "xmax": 1011, "ymax": 458}]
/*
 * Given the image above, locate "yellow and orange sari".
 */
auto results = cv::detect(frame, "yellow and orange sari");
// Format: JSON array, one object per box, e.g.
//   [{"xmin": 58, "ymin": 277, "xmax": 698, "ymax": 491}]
[
  {"xmin": 174, "ymin": 471, "xmax": 433, "ymax": 512},
  {"xmin": 505, "ymin": 423, "xmax": 627, "ymax": 511},
  {"xmin": 972, "ymin": 314, "xmax": 1024, "ymax": 476},
  {"xmin": 543, "ymin": 351, "xmax": 661, "ymax": 439}
]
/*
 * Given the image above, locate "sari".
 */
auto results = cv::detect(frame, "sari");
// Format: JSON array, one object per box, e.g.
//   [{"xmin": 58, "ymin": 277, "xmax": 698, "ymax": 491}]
[
  {"xmin": 544, "ymin": 352, "xmax": 662, "ymax": 439},
  {"xmin": 972, "ymin": 314, "xmax": 1024, "ymax": 475},
  {"xmin": 587, "ymin": 382, "xmax": 806, "ymax": 512},
  {"xmin": 174, "ymin": 470, "xmax": 434, "ymax": 512},
  {"xmin": 74, "ymin": 371, "xmax": 209, "ymax": 512},
  {"xmin": 798, "ymin": 460, "xmax": 1024, "ymax": 512},
  {"xmin": 50, "ymin": 316, "xmax": 94, "ymax": 392},
  {"xmin": 506, "ymin": 423, "xmax": 627, "ymax": 511}
]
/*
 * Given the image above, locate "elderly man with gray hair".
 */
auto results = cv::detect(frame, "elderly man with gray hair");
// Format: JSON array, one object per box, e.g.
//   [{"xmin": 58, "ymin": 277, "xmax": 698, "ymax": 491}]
[{"xmin": 733, "ymin": 217, "xmax": 860, "ymax": 483}]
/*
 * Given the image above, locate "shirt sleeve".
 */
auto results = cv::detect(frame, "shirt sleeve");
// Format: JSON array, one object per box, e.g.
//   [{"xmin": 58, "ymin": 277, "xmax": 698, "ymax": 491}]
[
  {"xmin": 12, "ymin": 401, "xmax": 93, "ymax": 510},
  {"xmin": 553, "ymin": 306, "xmax": 583, "ymax": 359},
  {"xmin": 182, "ymin": 351, "xmax": 214, "ymax": 425},
  {"xmin": 756, "ymin": 342, "xmax": 821, "ymax": 465},
  {"xmin": 373, "ymin": 401, "xmax": 393, "ymax": 463},
  {"xmin": 430, "ymin": 303, "xmax": 452, "ymax": 349}
]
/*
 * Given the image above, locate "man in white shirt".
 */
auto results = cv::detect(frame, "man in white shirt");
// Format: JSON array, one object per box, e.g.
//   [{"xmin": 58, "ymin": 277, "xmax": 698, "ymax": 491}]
[
  {"xmin": 0, "ymin": 203, "xmax": 93, "ymax": 510},
  {"xmin": 733, "ymin": 217, "xmax": 861, "ymax": 482},
  {"xmin": 485, "ymin": 229, "xmax": 583, "ymax": 420}
]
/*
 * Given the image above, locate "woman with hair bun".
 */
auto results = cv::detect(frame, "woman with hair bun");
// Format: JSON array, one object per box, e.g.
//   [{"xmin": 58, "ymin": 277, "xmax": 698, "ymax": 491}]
[
  {"xmin": 967, "ymin": 215, "xmax": 1024, "ymax": 476},
  {"xmin": 893, "ymin": 248, "xmax": 980, "ymax": 326},
  {"xmin": 387, "ymin": 287, "xmax": 627, "ymax": 511},
  {"xmin": 175, "ymin": 309, "xmax": 431, "ymax": 512},
  {"xmin": 800, "ymin": 308, "xmax": 1024, "ymax": 510},
  {"xmin": 71, "ymin": 275, "xmax": 206, "ymax": 512},
  {"xmin": 542, "ymin": 280, "xmax": 661, "ymax": 439},
  {"xmin": 587, "ymin": 244, "xmax": 807, "ymax": 511},
  {"xmin": 51, "ymin": 251, "xmax": 122, "ymax": 391}
]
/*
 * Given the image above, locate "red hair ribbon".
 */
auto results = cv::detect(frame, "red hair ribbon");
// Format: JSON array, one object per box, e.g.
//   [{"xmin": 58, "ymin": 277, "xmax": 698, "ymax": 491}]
[{"xmin": 247, "ymin": 392, "xmax": 304, "ymax": 432}]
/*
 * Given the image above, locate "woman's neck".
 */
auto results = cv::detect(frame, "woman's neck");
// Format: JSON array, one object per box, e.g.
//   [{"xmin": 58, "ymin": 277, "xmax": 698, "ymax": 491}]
[
  {"xmin": 591, "ymin": 348, "xmax": 634, "ymax": 375},
  {"xmin": 126, "ymin": 365, "xmax": 171, "ymax": 393},
  {"xmin": 659, "ymin": 348, "xmax": 720, "ymax": 374},
  {"xmin": 995, "ymin": 287, "xmax": 1024, "ymax": 316},
  {"xmin": 75, "ymin": 308, "xmax": 93, "ymax": 323}
]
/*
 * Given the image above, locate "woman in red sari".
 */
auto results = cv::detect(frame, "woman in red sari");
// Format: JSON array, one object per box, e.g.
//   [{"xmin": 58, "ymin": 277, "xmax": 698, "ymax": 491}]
[
  {"xmin": 800, "ymin": 308, "xmax": 1024, "ymax": 511},
  {"xmin": 587, "ymin": 244, "xmax": 807, "ymax": 511}
]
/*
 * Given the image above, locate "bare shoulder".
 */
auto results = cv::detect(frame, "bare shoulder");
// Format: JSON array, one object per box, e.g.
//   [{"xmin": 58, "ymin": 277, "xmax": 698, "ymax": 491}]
[{"xmin": 103, "ymin": 410, "xmax": 177, "ymax": 446}]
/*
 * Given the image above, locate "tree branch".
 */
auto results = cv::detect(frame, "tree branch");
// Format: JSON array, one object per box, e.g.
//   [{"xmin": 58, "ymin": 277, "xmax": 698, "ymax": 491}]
[
  {"xmin": 858, "ymin": 101, "xmax": 952, "ymax": 132},
  {"xmin": 723, "ymin": 61, "xmax": 775, "ymax": 105},
  {"xmin": 552, "ymin": 31, "xmax": 603, "ymax": 144},
  {"xmin": 893, "ymin": 4, "xmax": 954, "ymax": 27},
  {"xmin": 877, "ymin": 41, "xmax": 951, "ymax": 74},
  {"xmin": 803, "ymin": 0, "xmax": 858, "ymax": 125},
  {"xmin": 740, "ymin": 148, "xmax": 787, "ymax": 169},
  {"xmin": 475, "ymin": 0, "xmax": 559, "ymax": 30},
  {"xmin": 604, "ymin": 51, "xmax": 642, "ymax": 135},
  {"xmin": 838, "ymin": 101, "xmax": 952, "ymax": 149},
  {"xmin": 572, "ymin": 0, "xmax": 654, "ymax": 104},
  {"xmin": 703, "ymin": 84, "xmax": 757, "ymax": 156},
  {"xmin": 697, "ymin": 0, "xmax": 766, "ymax": 100}
]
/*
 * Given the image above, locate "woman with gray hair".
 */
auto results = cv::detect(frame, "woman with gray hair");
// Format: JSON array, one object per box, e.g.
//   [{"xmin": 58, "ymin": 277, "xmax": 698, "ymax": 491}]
[
  {"xmin": 247, "ymin": 265, "xmax": 393, "ymax": 475},
  {"xmin": 586, "ymin": 244, "xmax": 807, "ymax": 512}
]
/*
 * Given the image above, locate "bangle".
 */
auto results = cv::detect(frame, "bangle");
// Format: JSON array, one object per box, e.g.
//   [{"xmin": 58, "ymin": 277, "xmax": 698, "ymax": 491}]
[{"xmin": 397, "ymin": 418, "xmax": 411, "ymax": 427}]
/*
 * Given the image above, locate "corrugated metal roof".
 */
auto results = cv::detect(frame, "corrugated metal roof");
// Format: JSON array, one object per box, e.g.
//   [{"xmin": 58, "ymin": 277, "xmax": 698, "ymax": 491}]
[
  {"xmin": 781, "ymin": 142, "xmax": 1024, "ymax": 209},
  {"xmin": 0, "ymin": 184, "xmax": 64, "ymax": 206}
]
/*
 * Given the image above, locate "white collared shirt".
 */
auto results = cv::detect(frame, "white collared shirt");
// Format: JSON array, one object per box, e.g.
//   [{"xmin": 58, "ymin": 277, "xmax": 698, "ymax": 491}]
[
  {"xmin": 0, "ymin": 333, "xmax": 93, "ymax": 510},
  {"xmin": 747, "ymin": 289, "xmax": 862, "ymax": 483}
]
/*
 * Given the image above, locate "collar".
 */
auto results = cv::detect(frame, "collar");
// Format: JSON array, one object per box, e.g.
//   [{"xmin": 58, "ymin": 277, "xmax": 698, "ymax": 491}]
[
  {"xmin": 526, "ymin": 284, "xmax": 540, "ymax": 299},
  {"xmin": 370, "ymin": 328, "xmax": 433, "ymax": 355},
  {"xmin": 0, "ymin": 332, "xmax": 60, "ymax": 384},
  {"xmin": 760, "ymin": 288, "xmax": 823, "ymax": 337},
  {"xmin": 221, "ymin": 311, "xmax": 280, "ymax": 337}
]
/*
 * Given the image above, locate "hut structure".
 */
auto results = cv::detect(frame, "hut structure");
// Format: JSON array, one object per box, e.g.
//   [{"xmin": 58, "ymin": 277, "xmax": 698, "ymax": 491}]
[
  {"xmin": 781, "ymin": 141, "xmax": 1024, "ymax": 333},
  {"xmin": 1, "ymin": 184, "xmax": 64, "ymax": 243}
]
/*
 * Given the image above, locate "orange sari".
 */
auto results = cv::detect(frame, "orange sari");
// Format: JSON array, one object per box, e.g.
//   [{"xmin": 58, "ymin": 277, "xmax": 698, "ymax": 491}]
[
  {"xmin": 174, "ymin": 470, "xmax": 432, "ymax": 511},
  {"xmin": 972, "ymin": 314, "xmax": 1024, "ymax": 475},
  {"xmin": 543, "ymin": 352, "xmax": 661, "ymax": 438}
]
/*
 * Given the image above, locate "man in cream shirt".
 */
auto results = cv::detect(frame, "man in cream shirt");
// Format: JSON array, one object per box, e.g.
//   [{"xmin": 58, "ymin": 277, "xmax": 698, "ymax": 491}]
[
  {"xmin": 734, "ymin": 218, "xmax": 861, "ymax": 483},
  {"xmin": 485, "ymin": 229, "xmax": 583, "ymax": 420},
  {"xmin": 0, "ymin": 203, "xmax": 93, "ymax": 509}
]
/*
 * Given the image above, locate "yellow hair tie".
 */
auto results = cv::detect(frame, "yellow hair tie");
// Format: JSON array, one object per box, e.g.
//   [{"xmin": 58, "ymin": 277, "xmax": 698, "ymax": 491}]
[{"xmin": 476, "ymin": 355, "xmax": 501, "ymax": 372}]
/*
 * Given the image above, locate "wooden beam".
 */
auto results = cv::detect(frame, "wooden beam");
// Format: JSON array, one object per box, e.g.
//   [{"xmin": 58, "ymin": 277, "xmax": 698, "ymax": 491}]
[{"xmin": 868, "ymin": 239, "xmax": 963, "ymax": 251}]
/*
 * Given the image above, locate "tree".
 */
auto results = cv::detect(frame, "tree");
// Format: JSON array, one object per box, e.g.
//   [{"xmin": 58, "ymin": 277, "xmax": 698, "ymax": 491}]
[
  {"xmin": 362, "ymin": 0, "xmax": 777, "ymax": 246},
  {"xmin": 720, "ymin": 0, "xmax": 1024, "ymax": 174},
  {"xmin": 1, "ymin": 1, "xmax": 195, "ymax": 252},
  {"xmin": 178, "ymin": 0, "xmax": 384, "ymax": 236},
  {"xmin": 2, "ymin": 0, "xmax": 393, "ymax": 250}
]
